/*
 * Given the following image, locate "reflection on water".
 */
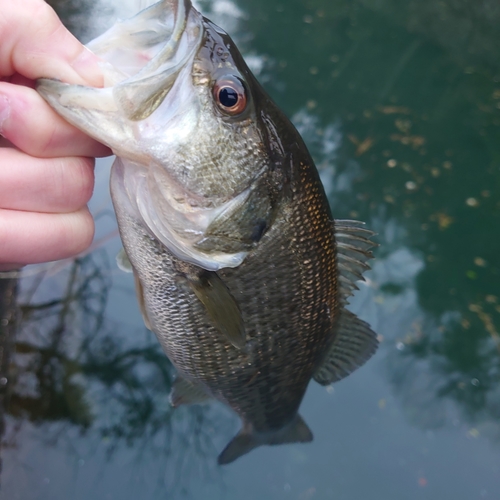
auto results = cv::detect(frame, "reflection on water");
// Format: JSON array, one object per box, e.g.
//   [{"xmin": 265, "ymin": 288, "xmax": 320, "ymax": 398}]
[
  {"xmin": 4, "ymin": 255, "xmax": 231, "ymax": 495},
  {"xmin": 2, "ymin": 0, "xmax": 500, "ymax": 498}
]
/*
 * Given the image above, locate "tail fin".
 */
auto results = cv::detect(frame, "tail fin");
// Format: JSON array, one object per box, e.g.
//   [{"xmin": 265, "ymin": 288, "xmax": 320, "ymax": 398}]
[{"xmin": 218, "ymin": 414, "xmax": 313, "ymax": 465}]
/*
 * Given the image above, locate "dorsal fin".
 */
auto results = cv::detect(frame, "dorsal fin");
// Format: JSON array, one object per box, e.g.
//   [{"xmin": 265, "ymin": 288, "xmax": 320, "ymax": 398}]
[
  {"xmin": 334, "ymin": 219, "xmax": 377, "ymax": 303},
  {"xmin": 312, "ymin": 219, "xmax": 379, "ymax": 386}
]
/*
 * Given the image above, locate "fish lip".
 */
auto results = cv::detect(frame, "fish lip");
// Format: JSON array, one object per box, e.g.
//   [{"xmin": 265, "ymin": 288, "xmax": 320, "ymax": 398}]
[{"xmin": 85, "ymin": 0, "xmax": 204, "ymax": 92}]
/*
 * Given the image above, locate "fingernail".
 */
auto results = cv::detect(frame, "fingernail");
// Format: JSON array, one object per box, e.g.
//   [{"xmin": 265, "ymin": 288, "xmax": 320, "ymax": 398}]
[
  {"xmin": 71, "ymin": 47, "xmax": 104, "ymax": 87},
  {"xmin": 0, "ymin": 93, "xmax": 11, "ymax": 136}
]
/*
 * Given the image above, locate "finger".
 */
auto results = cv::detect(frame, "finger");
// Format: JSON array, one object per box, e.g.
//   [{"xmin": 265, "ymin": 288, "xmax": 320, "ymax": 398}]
[
  {"xmin": 0, "ymin": 206, "xmax": 94, "ymax": 265},
  {"xmin": 0, "ymin": 263, "xmax": 24, "ymax": 272},
  {"xmin": 0, "ymin": 148, "xmax": 95, "ymax": 213},
  {"xmin": 0, "ymin": 82, "xmax": 111, "ymax": 158},
  {"xmin": 0, "ymin": 0, "xmax": 103, "ymax": 86}
]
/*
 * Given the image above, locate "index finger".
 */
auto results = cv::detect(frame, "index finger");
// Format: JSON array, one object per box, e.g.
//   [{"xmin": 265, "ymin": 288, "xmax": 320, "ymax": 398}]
[{"xmin": 0, "ymin": 0, "xmax": 103, "ymax": 86}]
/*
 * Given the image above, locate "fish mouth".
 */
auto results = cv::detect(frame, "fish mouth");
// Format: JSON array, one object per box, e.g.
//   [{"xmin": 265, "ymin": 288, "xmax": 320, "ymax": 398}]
[
  {"xmin": 88, "ymin": 0, "xmax": 203, "ymax": 121},
  {"xmin": 37, "ymin": 0, "xmax": 204, "ymax": 157}
]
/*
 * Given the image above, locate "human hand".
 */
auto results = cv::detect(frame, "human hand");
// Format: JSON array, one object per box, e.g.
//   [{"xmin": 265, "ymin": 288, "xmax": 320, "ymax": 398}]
[{"xmin": 0, "ymin": 0, "xmax": 111, "ymax": 271}]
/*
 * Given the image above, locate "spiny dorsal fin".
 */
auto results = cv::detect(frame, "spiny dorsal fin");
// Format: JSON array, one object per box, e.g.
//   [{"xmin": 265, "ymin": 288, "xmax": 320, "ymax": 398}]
[
  {"xmin": 313, "ymin": 309, "xmax": 378, "ymax": 385},
  {"xmin": 169, "ymin": 376, "xmax": 211, "ymax": 407},
  {"xmin": 334, "ymin": 219, "xmax": 377, "ymax": 302}
]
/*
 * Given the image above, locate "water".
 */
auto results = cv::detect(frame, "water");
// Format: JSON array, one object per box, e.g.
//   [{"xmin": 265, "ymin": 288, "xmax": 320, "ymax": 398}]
[{"xmin": 2, "ymin": 0, "xmax": 500, "ymax": 498}]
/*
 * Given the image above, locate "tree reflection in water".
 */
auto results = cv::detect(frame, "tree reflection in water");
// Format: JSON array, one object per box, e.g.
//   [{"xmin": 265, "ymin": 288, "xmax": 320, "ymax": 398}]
[{"xmin": 4, "ymin": 254, "xmax": 227, "ymax": 494}]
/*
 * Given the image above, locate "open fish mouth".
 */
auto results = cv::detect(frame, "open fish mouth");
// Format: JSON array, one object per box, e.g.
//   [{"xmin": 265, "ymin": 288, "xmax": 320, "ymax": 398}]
[
  {"xmin": 37, "ymin": 0, "xmax": 204, "ymax": 158},
  {"xmin": 87, "ymin": 0, "xmax": 202, "ymax": 120}
]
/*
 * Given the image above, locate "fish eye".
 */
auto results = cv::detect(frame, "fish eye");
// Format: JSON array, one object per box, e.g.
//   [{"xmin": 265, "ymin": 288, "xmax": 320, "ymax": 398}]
[{"xmin": 213, "ymin": 76, "xmax": 247, "ymax": 115}]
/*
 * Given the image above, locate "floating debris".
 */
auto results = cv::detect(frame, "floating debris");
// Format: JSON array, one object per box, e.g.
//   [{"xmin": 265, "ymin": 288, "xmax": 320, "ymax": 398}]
[
  {"xmin": 306, "ymin": 100, "xmax": 317, "ymax": 110},
  {"xmin": 395, "ymin": 118, "xmax": 412, "ymax": 134},
  {"xmin": 467, "ymin": 428, "xmax": 480, "ymax": 438},
  {"xmin": 377, "ymin": 106, "xmax": 411, "ymax": 115},
  {"xmin": 390, "ymin": 133, "xmax": 426, "ymax": 148},
  {"xmin": 348, "ymin": 135, "xmax": 374, "ymax": 156},
  {"xmin": 418, "ymin": 477, "xmax": 428, "ymax": 488},
  {"xmin": 466, "ymin": 197, "xmax": 479, "ymax": 207}
]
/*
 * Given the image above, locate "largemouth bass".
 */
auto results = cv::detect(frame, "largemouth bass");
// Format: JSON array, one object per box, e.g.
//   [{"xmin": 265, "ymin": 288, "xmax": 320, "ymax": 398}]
[{"xmin": 37, "ymin": 0, "xmax": 378, "ymax": 464}]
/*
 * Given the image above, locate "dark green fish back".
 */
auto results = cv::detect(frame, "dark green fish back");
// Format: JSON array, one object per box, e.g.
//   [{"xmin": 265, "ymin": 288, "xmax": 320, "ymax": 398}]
[{"xmin": 217, "ymin": 159, "xmax": 339, "ymax": 430}]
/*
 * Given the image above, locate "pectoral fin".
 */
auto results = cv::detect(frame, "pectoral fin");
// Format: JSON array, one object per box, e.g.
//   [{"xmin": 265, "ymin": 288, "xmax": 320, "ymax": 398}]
[
  {"xmin": 313, "ymin": 309, "xmax": 378, "ymax": 385},
  {"xmin": 116, "ymin": 248, "xmax": 133, "ymax": 272},
  {"xmin": 185, "ymin": 270, "xmax": 246, "ymax": 349},
  {"xmin": 169, "ymin": 376, "xmax": 211, "ymax": 407},
  {"xmin": 218, "ymin": 415, "xmax": 313, "ymax": 465}
]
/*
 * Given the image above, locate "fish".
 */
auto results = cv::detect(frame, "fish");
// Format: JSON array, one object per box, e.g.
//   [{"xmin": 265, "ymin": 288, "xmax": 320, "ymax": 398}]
[{"xmin": 37, "ymin": 0, "xmax": 378, "ymax": 464}]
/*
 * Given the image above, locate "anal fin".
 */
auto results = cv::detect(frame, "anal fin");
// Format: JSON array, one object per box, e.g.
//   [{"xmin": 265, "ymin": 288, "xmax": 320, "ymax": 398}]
[
  {"xmin": 218, "ymin": 414, "xmax": 313, "ymax": 465},
  {"xmin": 314, "ymin": 309, "xmax": 378, "ymax": 385},
  {"xmin": 169, "ymin": 376, "xmax": 211, "ymax": 407}
]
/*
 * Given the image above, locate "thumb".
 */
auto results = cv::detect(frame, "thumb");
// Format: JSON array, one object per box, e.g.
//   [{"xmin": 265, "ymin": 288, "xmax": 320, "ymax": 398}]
[{"xmin": 0, "ymin": 0, "xmax": 103, "ymax": 86}]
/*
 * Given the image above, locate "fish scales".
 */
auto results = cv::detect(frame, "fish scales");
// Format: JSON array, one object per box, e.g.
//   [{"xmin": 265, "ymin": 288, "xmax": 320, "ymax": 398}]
[
  {"xmin": 112, "ymin": 151, "xmax": 337, "ymax": 432},
  {"xmin": 37, "ymin": 0, "xmax": 378, "ymax": 463}
]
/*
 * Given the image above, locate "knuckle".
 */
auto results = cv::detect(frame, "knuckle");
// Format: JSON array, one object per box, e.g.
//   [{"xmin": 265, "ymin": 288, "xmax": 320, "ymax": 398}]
[{"xmin": 50, "ymin": 156, "xmax": 95, "ymax": 211}]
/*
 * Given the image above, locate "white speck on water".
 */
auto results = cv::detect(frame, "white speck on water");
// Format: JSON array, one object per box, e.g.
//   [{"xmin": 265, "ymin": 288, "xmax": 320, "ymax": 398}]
[
  {"xmin": 78, "ymin": 459, "xmax": 85, "ymax": 467},
  {"xmin": 387, "ymin": 159, "xmax": 397, "ymax": 168},
  {"xmin": 284, "ymin": 483, "xmax": 291, "ymax": 492},
  {"xmin": 326, "ymin": 385, "xmax": 334, "ymax": 394},
  {"xmin": 405, "ymin": 181, "xmax": 417, "ymax": 191},
  {"xmin": 0, "ymin": 377, "xmax": 7, "ymax": 386},
  {"xmin": 481, "ymin": 489, "xmax": 488, "ymax": 497},
  {"xmin": 466, "ymin": 197, "xmax": 479, "ymax": 207},
  {"xmin": 43, "ymin": 478, "xmax": 50, "ymax": 484},
  {"xmin": 396, "ymin": 342, "xmax": 405, "ymax": 351},
  {"xmin": 471, "ymin": 378, "xmax": 480, "ymax": 387}
]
